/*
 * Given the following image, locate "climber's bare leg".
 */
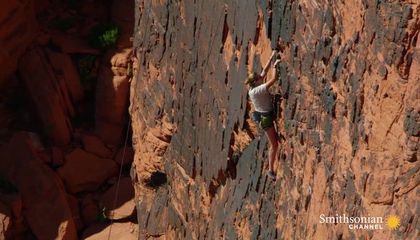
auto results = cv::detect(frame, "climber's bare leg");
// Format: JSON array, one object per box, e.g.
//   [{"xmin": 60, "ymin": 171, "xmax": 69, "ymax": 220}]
[{"xmin": 265, "ymin": 126, "xmax": 279, "ymax": 172}]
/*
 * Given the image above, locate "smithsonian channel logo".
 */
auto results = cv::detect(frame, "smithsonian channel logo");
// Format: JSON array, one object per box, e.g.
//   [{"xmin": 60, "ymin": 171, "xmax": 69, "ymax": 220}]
[{"xmin": 319, "ymin": 214, "xmax": 401, "ymax": 230}]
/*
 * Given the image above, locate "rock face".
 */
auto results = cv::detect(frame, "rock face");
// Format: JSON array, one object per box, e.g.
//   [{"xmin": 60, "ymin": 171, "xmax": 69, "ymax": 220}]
[
  {"xmin": 0, "ymin": 0, "xmax": 38, "ymax": 85},
  {"xmin": 81, "ymin": 134, "xmax": 113, "ymax": 158},
  {"xmin": 0, "ymin": 132, "xmax": 77, "ymax": 240},
  {"xmin": 19, "ymin": 47, "xmax": 76, "ymax": 146},
  {"xmin": 58, "ymin": 148, "xmax": 118, "ymax": 193},
  {"xmin": 0, "ymin": 202, "xmax": 11, "ymax": 239},
  {"xmin": 0, "ymin": 193, "xmax": 25, "ymax": 239},
  {"xmin": 131, "ymin": 0, "xmax": 419, "ymax": 239},
  {"xmin": 95, "ymin": 0, "xmax": 135, "ymax": 145}
]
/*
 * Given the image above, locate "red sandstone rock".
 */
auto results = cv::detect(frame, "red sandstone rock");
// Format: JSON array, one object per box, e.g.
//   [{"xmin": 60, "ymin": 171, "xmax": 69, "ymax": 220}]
[
  {"xmin": 0, "ymin": 193, "xmax": 26, "ymax": 239},
  {"xmin": 0, "ymin": 193, "xmax": 22, "ymax": 221},
  {"xmin": 0, "ymin": 132, "xmax": 77, "ymax": 240},
  {"xmin": 79, "ymin": 0, "xmax": 108, "ymax": 23},
  {"xmin": 100, "ymin": 177, "xmax": 135, "ymax": 220},
  {"xmin": 34, "ymin": 0, "xmax": 50, "ymax": 13},
  {"xmin": 81, "ymin": 222, "xmax": 138, "ymax": 240},
  {"xmin": 114, "ymin": 146, "xmax": 134, "ymax": 166},
  {"xmin": 81, "ymin": 134, "xmax": 113, "ymax": 158},
  {"xmin": 66, "ymin": 194, "xmax": 83, "ymax": 232},
  {"xmin": 0, "ymin": 202, "xmax": 11, "ymax": 239},
  {"xmin": 80, "ymin": 195, "xmax": 99, "ymax": 227},
  {"xmin": 94, "ymin": 0, "xmax": 134, "ymax": 145},
  {"xmin": 95, "ymin": 50, "xmax": 132, "ymax": 145},
  {"xmin": 46, "ymin": 50, "xmax": 84, "ymax": 104},
  {"xmin": 111, "ymin": 0, "xmax": 134, "ymax": 48},
  {"xmin": 51, "ymin": 146, "xmax": 65, "ymax": 167},
  {"xmin": 57, "ymin": 148, "xmax": 118, "ymax": 193},
  {"xmin": 50, "ymin": 33, "xmax": 100, "ymax": 54},
  {"xmin": 0, "ymin": 0, "xmax": 38, "ymax": 85},
  {"xmin": 19, "ymin": 47, "xmax": 72, "ymax": 146}
]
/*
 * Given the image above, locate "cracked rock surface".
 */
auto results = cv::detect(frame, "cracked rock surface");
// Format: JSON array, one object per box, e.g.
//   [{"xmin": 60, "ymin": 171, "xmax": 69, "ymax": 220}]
[{"xmin": 131, "ymin": 0, "xmax": 419, "ymax": 239}]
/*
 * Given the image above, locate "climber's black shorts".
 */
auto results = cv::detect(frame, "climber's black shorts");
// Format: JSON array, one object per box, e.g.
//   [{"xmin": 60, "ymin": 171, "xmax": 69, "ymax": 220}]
[{"xmin": 251, "ymin": 111, "xmax": 274, "ymax": 130}]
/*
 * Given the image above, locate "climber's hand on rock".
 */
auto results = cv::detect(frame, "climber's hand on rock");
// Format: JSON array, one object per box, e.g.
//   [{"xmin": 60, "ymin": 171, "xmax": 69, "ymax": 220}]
[{"xmin": 274, "ymin": 59, "xmax": 281, "ymax": 67}]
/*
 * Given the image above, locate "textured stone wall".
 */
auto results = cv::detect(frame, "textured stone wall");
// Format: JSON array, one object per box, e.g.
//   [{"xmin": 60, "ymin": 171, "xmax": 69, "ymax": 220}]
[
  {"xmin": 0, "ymin": 0, "xmax": 38, "ymax": 84},
  {"xmin": 131, "ymin": 0, "xmax": 419, "ymax": 239}
]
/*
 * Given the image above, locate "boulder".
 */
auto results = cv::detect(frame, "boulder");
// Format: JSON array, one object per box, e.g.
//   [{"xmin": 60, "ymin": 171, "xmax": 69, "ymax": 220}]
[
  {"xmin": 0, "ymin": 202, "xmax": 11, "ymax": 239},
  {"xmin": 113, "ymin": 146, "xmax": 134, "ymax": 166},
  {"xmin": 0, "ymin": 193, "xmax": 22, "ymax": 221},
  {"xmin": 51, "ymin": 146, "xmax": 65, "ymax": 167},
  {"xmin": 81, "ymin": 134, "xmax": 112, "ymax": 158},
  {"xmin": 81, "ymin": 222, "xmax": 137, "ymax": 240},
  {"xmin": 100, "ymin": 177, "xmax": 135, "ymax": 220},
  {"xmin": 0, "ymin": 193, "xmax": 25, "ymax": 238},
  {"xmin": 0, "ymin": 132, "xmax": 77, "ymax": 240},
  {"xmin": 66, "ymin": 194, "xmax": 83, "ymax": 232},
  {"xmin": 0, "ymin": 0, "xmax": 38, "ymax": 85},
  {"xmin": 58, "ymin": 148, "xmax": 118, "ymax": 193},
  {"xmin": 19, "ymin": 47, "xmax": 72, "ymax": 146},
  {"xmin": 46, "ymin": 50, "xmax": 84, "ymax": 104},
  {"xmin": 80, "ymin": 195, "xmax": 99, "ymax": 226},
  {"xmin": 95, "ymin": 50, "xmax": 132, "ymax": 145}
]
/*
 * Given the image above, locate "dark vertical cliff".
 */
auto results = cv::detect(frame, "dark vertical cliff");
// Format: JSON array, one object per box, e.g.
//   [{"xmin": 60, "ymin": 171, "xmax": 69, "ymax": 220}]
[{"xmin": 131, "ymin": 0, "xmax": 419, "ymax": 239}]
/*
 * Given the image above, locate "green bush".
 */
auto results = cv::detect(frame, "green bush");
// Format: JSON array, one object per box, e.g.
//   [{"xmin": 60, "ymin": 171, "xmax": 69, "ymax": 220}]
[{"xmin": 88, "ymin": 23, "xmax": 120, "ymax": 50}]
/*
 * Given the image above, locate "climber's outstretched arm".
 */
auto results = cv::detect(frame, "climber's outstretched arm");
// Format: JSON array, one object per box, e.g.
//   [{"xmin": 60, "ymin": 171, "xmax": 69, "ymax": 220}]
[
  {"xmin": 266, "ymin": 59, "xmax": 281, "ymax": 88},
  {"xmin": 260, "ymin": 50, "xmax": 277, "ymax": 79}
]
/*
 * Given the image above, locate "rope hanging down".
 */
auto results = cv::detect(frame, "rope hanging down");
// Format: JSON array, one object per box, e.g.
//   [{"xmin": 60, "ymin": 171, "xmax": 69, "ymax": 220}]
[
  {"xmin": 106, "ymin": 4, "xmax": 151, "ymax": 239},
  {"xmin": 106, "ymin": 118, "xmax": 132, "ymax": 240}
]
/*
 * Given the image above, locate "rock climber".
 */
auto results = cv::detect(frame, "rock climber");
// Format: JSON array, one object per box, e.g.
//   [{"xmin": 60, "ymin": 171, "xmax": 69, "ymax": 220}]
[{"xmin": 245, "ymin": 49, "xmax": 281, "ymax": 179}]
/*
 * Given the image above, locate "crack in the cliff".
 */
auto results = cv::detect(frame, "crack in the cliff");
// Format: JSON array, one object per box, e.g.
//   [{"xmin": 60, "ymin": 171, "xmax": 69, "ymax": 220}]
[
  {"xmin": 192, "ymin": 155, "xmax": 197, "ymax": 179},
  {"xmin": 397, "ymin": 30, "xmax": 417, "ymax": 80},
  {"xmin": 384, "ymin": 100, "xmax": 404, "ymax": 137},
  {"xmin": 158, "ymin": 0, "xmax": 171, "ymax": 63},
  {"xmin": 193, "ymin": 16, "xmax": 197, "ymax": 40},
  {"xmin": 395, "ymin": 180, "xmax": 420, "ymax": 197},
  {"xmin": 145, "ymin": 233, "xmax": 165, "ymax": 239},
  {"xmin": 362, "ymin": 173, "xmax": 369, "ymax": 195},
  {"xmin": 253, "ymin": 13, "xmax": 262, "ymax": 45},
  {"xmin": 245, "ymin": 43, "xmax": 250, "ymax": 66},
  {"xmin": 267, "ymin": 0, "xmax": 273, "ymax": 40},
  {"xmin": 201, "ymin": 8, "xmax": 225, "ymax": 72},
  {"xmin": 220, "ymin": 12, "xmax": 229, "ymax": 53},
  {"xmin": 208, "ymin": 119, "xmax": 253, "ymax": 198}
]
